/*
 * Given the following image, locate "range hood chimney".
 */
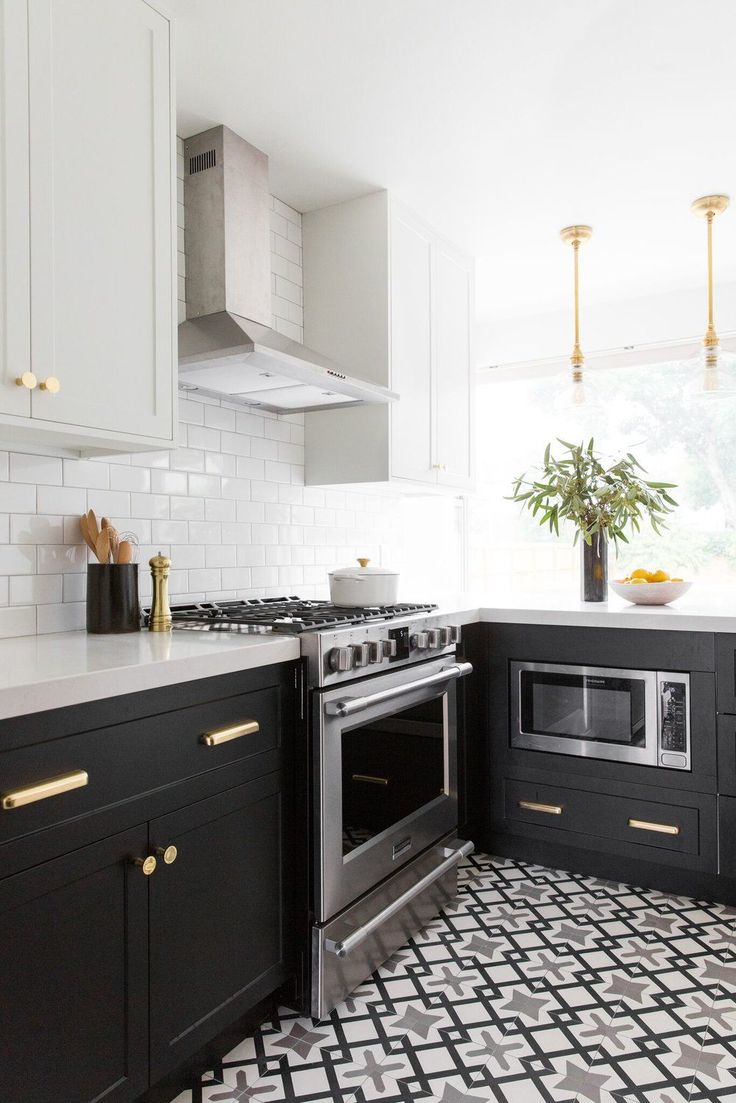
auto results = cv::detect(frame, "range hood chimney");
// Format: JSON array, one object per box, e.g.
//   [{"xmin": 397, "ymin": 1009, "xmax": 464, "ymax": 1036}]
[{"xmin": 178, "ymin": 126, "xmax": 397, "ymax": 413}]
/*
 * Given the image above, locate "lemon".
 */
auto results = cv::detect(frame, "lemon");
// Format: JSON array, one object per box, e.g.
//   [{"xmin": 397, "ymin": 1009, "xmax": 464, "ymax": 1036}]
[
  {"xmin": 629, "ymin": 578, "xmax": 647, "ymax": 585},
  {"xmin": 631, "ymin": 569, "xmax": 650, "ymax": 580},
  {"xmin": 650, "ymin": 570, "xmax": 670, "ymax": 583}
]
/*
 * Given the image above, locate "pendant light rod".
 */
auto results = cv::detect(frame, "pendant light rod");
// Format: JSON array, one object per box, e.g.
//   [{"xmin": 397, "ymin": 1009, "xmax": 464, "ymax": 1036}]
[
  {"xmin": 691, "ymin": 194, "xmax": 729, "ymax": 352},
  {"xmin": 560, "ymin": 225, "xmax": 592, "ymax": 380}
]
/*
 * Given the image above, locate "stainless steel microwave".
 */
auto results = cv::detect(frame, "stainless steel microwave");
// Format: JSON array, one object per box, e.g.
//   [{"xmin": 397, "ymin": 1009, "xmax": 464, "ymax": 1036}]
[{"xmin": 510, "ymin": 661, "xmax": 690, "ymax": 770}]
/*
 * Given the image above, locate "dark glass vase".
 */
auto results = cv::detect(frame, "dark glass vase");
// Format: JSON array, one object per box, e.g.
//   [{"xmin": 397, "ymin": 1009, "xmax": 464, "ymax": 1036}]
[
  {"xmin": 86, "ymin": 564, "xmax": 140, "ymax": 633},
  {"xmin": 580, "ymin": 532, "xmax": 608, "ymax": 602}
]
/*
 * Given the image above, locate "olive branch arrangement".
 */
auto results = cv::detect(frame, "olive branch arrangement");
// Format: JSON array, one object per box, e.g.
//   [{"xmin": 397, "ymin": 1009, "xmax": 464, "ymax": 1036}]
[{"xmin": 508, "ymin": 439, "xmax": 678, "ymax": 551}]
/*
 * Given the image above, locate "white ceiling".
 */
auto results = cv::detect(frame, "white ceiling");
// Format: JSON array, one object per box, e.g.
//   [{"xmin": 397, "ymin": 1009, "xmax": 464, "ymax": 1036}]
[{"xmin": 171, "ymin": 0, "xmax": 736, "ymax": 325}]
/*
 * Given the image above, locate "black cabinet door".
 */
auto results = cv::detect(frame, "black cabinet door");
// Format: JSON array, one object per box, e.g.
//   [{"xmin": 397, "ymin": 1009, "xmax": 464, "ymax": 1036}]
[
  {"xmin": 0, "ymin": 826, "xmax": 149, "ymax": 1103},
  {"xmin": 149, "ymin": 771, "xmax": 286, "ymax": 1081}
]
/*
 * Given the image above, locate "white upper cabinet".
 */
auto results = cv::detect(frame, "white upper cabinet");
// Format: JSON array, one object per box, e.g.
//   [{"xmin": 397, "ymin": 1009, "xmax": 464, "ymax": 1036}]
[
  {"xmin": 302, "ymin": 192, "xmax": 474, "ymax": 491},
  {"xmin": 0, "ymin": 0, "xmax": 176, "ymax": 453}
]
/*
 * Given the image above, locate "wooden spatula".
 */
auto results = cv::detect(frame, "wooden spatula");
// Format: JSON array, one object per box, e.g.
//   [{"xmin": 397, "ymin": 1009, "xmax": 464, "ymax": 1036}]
[
  {"xmin": 116, "ymin": 540, "xmax": 134, "ymax": 564},
  {"xmin": 87, "ymin": 509, "xmax": 99, "ymax": 543},
  {"xmin": 79, "ymin": 515, "xmax": 97, "ymax": 555}
]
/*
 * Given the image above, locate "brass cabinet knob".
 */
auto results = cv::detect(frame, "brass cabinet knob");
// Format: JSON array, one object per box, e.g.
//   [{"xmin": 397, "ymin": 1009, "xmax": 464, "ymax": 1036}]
[
  {"xmin": 132, "ymin": 855, "xmax": 157, "ymax": 876},
  {"xmin": 39, "ymin": 376, "xmax": 60, "ymax": 393},
  {"xmin": 15, "ymin": 372, "xmax": 37, "ymax": 390},
  {"xmin": 156, "ymin": 844, "xmax": 178, "ymax": 865},
  {"xmin": 431, "ymin": 463, "xmax": 447, "ymax": 472}
]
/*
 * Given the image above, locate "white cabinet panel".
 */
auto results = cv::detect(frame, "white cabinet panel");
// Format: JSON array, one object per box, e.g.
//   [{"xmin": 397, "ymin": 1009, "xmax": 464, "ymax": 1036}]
[
  {"xmin": 390, "ymin": 210, "xmax": 434, "ymax": 485},
  {"xmin": 0, "ymin": 0, "xmax": 31, "ymax": 418},
  {"xmin": 435, "ymin": 244, "xmax": 473, "ymax": 490},
  {"xmin": 26, "ymin": 0, "xmax": 174, "ymax": 443}
]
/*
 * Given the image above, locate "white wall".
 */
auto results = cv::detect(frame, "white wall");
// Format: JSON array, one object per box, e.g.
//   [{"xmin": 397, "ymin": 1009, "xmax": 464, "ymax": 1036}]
[{"xmin": 0, "ymin": 139, "xmax": 459, "ymax": 637}]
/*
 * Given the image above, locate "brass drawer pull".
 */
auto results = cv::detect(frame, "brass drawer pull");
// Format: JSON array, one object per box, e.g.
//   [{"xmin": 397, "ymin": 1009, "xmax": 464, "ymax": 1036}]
[
  {"xmin": 156, "ymin": 845, "xmax": 178, "ymax": 865},
  {"xmin": 518, "ymin": 799, "xmax": 563, "ymax": 815},
  {"xmin": 352, "ymin": 774, "xmax": 389, "ymax": 786},
  {"xmin": 628, "ymin": 817, "xmax": 680, "ymax": 836},
  {"xmin": 201, "ymin": 720, "xmax": 260, "ymax": 747},
  {"xmin": 1, "ymin": 769, "xmax": 89, "ymax": 810}
]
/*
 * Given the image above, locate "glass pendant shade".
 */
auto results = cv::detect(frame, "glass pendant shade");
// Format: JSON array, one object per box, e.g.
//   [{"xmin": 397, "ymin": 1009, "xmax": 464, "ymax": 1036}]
[
  {"xmin": 553, "ymin": 370, "xmax": 602, "ymax": 413},
  {"xmin": 683, "ymin": 345, "xmax": 736, "ymax": 399}
]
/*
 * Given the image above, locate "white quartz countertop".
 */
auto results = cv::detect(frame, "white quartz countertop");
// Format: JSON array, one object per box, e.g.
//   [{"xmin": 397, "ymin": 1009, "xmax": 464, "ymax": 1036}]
[
  {"xmin": 2, "ymin": 587, "xmax": 736, "ymax": 722},
  {"xmin": 436, "ymin": 589, "xmax": 736, "ymax": 633},
  {"xmin": 0, "ymin": 630, "xmax": 300, "ymax": 722}
]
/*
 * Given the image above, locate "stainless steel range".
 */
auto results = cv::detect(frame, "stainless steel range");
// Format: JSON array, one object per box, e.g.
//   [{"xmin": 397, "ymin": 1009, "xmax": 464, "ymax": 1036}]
[{"xmin": 153, "ymin": 597, "xmax": 474, "ymax": 1017}]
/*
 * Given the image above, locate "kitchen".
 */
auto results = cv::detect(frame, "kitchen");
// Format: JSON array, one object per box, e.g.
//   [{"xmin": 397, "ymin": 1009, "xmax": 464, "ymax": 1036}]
[{"xmin": 1, "ymin": 2, "xmax": 735, "ymax": 1102}]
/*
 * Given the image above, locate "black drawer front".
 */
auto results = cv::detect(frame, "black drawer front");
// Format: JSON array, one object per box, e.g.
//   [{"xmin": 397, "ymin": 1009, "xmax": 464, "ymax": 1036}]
[
  {"xmin": 0, "ymin": 687, "xmax": 279, "ymax": 845},
  {"xmin": 718, "ymin": 715, "xmax": 736, "ymax": 796},
  {"xmin": 505, "ymin": 778, "xmax": 699, "ymax": 855},
  {"xmin": 719, "ymin": 796, "xmax": 736, "ymax": 878}
]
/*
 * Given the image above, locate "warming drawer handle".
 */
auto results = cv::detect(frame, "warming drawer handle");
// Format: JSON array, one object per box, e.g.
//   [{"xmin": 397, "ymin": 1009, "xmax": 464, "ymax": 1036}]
[
  {"xmin": 324, "ymin": 839, "xmax": 474, "ymax": 958},
  {"xmin": 200, "ymin": 720, "xmax": 260, "ymax": 746},
  {"xmin": 518, "ymin": 800, "xmax": 564, "ymax": 816},
  {"xmin": 325, "ymin": 662, "xmax": 473, "ymax": 718},
  {"xmin": 1, "ymin": 769, "xmax": 89, "ymax": 810},
  {"xmin": 627, "ymin": 817, "xmax": 680, "ymax": 836}
]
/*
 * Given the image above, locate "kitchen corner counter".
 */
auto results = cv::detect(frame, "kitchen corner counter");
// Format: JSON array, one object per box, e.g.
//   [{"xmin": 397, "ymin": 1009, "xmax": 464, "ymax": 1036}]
[
  {"xmin": 435, "ymin": 591, "xmax": 736, "ymax": 633},
  {"xmin": 0, "ymin": 630, "xmax": 301, "ymax": 721}
]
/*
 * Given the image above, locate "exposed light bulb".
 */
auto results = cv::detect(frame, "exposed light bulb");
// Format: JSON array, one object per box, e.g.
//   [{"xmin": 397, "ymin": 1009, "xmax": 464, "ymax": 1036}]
[{"xmin": 684, "ymin": 346, "xmax": 736, "ymax": 399}]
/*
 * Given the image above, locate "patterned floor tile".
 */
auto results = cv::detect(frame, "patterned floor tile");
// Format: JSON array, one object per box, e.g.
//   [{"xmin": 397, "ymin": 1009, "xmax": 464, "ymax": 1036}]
[{"xmin": 192, "ymin": 853, "xmax": 736, "ymax": 1103}]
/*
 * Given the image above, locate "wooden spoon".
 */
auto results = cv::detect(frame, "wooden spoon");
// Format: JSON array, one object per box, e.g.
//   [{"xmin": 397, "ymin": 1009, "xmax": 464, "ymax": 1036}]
[
  {"xmin": 107, "ymin": 526, "xmax": 120, "ymax": 563},
  {"xmin": 116, "ymin": 540, "xmax": 134, "ymax": 565},
  {"xmin": 79, "ymin": 515, "xmax": 97, "ymax": 555},
  {"xmin": 87, "ymin": 509, "xmax": 99, "ymax": 543},
  {"xmin": 95, "ymin": 526, "xmax": 110, "ymax": 565}
]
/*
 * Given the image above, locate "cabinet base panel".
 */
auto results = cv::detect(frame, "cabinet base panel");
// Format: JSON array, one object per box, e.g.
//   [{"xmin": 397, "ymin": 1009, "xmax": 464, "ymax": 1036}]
[{"xmin": 486, "ymin": 831, "xmax": 736, "ymax": 907}]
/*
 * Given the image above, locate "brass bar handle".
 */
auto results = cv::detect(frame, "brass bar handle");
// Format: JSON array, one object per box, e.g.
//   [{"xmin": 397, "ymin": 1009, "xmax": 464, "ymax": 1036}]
[
  {"xmin": 200, "ymin": 719, "xmax": 260, "ymax": 747},
  {"xmin": 1, "ymin": 769, "xmax": 89, "ymax": 810},
  {"xmin": 132, "ymin": 855, "xmax": 157, "ymax": 876},
  {"xmin": 352, "ymin": 774, "xmax": 389, "ymax": 786},
  {"xmin": 627, "ymin": 817, "xmax": 680, "ymax": 836},
  {"xmin": 518, "ymin": 799, "xmax": 564, "ymax": 816}
]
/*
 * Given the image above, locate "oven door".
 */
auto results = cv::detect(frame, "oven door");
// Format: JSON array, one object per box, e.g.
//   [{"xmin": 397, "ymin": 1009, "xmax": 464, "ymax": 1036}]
[
  {"xmin": 510, "ymin": 661, "xmax": 659, "ymax": 766},
  {"xmin": 315, "ymin": 656, "xmax": 471, "ymax": 922}
]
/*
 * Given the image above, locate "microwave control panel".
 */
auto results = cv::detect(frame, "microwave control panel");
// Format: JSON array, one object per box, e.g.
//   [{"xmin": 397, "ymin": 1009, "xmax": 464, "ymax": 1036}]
[{"xmin": 658, "ymin": 677, "xmax": 690, "ymax": 769}]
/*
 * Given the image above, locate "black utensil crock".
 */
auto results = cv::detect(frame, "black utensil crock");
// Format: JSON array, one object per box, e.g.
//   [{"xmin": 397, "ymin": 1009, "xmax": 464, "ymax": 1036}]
[{"xmin": 86, "ymin": 564, "xmax": 140, "ymax": 633}]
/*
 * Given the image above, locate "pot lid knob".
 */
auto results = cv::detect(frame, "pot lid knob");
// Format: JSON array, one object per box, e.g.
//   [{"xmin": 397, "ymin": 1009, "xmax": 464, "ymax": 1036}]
[{"xmin": 356, "ymin": 557, "xmax": 370, "ymax": 568}]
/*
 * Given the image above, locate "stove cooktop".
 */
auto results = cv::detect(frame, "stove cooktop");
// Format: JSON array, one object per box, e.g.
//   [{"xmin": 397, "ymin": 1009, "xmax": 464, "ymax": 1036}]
[{"xmin": 144, "ymin": 597, "xmax": 438, "ymax": 634}]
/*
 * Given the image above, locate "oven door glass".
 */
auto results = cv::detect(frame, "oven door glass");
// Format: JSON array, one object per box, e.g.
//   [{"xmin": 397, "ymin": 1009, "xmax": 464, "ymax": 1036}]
[
  {"xmin": 317, "ymin": 657, "xmax": 460, "ymax": 922},
  {"xmin": 511, "ymin": 662, "xmax": 658, "ymax": 766},
  {"xmin": 341, "ymin": 697, "xmax": 445, "ymax": 856}
]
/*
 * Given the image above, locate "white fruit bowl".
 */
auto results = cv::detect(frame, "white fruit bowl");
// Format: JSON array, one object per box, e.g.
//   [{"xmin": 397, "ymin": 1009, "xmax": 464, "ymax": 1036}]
[{"xmin": 609, "ymin": 579, "xmax": 692, "ymax": 606}]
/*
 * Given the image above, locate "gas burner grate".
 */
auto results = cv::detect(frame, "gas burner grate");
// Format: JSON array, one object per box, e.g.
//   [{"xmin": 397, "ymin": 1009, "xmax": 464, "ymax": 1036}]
[{"xmin": 142, "ymin": 597, "xmax": 437, "ymax": 633}]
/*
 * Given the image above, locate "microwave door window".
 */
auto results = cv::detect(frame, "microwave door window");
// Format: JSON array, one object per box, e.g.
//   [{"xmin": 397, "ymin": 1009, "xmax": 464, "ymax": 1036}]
[
  {"xmin": 521, "ymin": 670, "xmax": 648, "ymax": 748},
  {"xmin": 340, "ymin": 695, "xmax": 446, "ymax": 858}
]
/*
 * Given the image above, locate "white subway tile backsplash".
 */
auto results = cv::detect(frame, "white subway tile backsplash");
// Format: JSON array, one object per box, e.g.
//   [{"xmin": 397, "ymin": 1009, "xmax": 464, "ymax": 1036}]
[
  {"xmin": 130, "ymin": 493, "xmax": 169, "ymax": 519},
  {"xmin": 10, "ymin": 574, "xmax": 63, "ymax": 606},
  {"xmin": 170, "ymin": 448, "xmax": 206, "ymax": 472},
  {"xmin": 37, "ymin": 601, "xmax": 86, "ymax": 634},
  {"xmin": 0, "ymin": 482, "xmax": 36, "ymax": 514},
  {"xmin": 187, "ymin": 425, "xmax": 221, "ymax": 451},
  {"xmin": 221, "ymin": 477, "xmax": 252, "ymax": 501},
  {"xmin": 109, "ymin": 465, "xmax": 151, "ymax": 492},
  {"xmin": 236, "ymin": 545, "xmax": 266, "ymax": 566},
  {"xmin": 63, "ymin": 459, "xmax": 109, "ymax": 490},
  {"xmin": 0, "ymin": 606, "xmax": 36, "ymax": 636},
  {"xmin": 10, "ymin": 515, "xmax": 64, "ymax": 545},
  {"xmin": 38, "ymin": 485, "xmax": 86, "ymax": 516},
  {"xmin": 188, "ymin": 473, "xmax": 221, "ymax": 498},
  {"xmin": 170, "ymin": 495, "xmax": 205, "ymax": 521},
  {"xmin": 205, "ymin": 498, "xmax": 237, "ymax": 522},
  {"xmin": 151, "ymin": 469, "xmax": 189, "ymax": 496},
  {"xmin": 187, "ymin": 521, "xmax": 221, "ymax": 545},
  {"xmin": 10, "ymin": 453, "xmax": 63, "ymax": 485},
  {"xmin": 37, "ymin": 545, "xmax": 86, "ymax": 574},
  {"xmin": 0, "ymin": 545, "xmax": 36, "ymax": 573},
  {"xmin": 87, "ymin": 489, "xmax": 131, "ymax": 519},
  {"xmin": 152, "ymin": 520, "xmax": 189, "ymax": 544},
  {"xmin": 205, "ymin": 545, "xmax": 236, "ymax": 568},
  {"xmin": 204, "ymin": 404, "xmax": 236, "ymax": 431}
]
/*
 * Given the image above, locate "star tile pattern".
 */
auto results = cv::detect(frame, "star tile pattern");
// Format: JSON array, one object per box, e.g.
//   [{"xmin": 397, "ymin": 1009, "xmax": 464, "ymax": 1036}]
[{"xmin": 168, "ymin": 853, "xmax": 735, "ymax": 1103}]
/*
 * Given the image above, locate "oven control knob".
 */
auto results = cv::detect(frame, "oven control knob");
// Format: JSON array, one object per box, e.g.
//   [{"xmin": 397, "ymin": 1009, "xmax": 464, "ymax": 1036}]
[
  {"xmin": 352, "ymin": 643, "xmax": 371, "ymax": 667},
  {"xmin": 329, "ymin": 646, "xmax": 354, "ymax": 672},
  {"xmin": 439, "ymin": 626, "xmax": 453, "ymax": 646},
  {"xmin": 412, "ymin": 631, "xmax": 430, "ymax": 650},
  {"xmin": 427, "ymin": 629, "xmax": 442, "ymax": 648},
  {"xmin": 368, "ymin": 641, "xmax": 384, "ymax": 664},
  {"xmin": 382, "ymin": 639, "xmax": 397, "ymax": 658},
  {"xmin": 449, "ymin": 625, "xmax": 462, "ymax": 645}
]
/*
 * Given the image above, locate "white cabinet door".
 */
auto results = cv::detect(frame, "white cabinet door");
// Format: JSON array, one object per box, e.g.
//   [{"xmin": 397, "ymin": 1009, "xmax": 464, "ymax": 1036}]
[
  {"xmin": 390, "ymin": 208, "xmax": 435, "ymax": 485},
  {"xmin": 27, "ymin": 0, "xmax": 174, "ymax": 441},
  {"xmin": 0, "ymin": 0, "xmax": 32, "ymax": 417},
  {"xmin": 434, "ymin": 243, "xmax": 474, "ymax": 490}
]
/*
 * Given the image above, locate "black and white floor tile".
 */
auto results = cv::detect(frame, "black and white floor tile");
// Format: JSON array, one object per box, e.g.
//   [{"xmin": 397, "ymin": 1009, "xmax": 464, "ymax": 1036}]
[{"xmin": 169, "ymin": 853, "xmax": 736, "ymax": 1103}]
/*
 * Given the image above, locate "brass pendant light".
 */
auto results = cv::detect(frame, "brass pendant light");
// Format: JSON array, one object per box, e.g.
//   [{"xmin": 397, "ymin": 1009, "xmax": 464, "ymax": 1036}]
[
  {"xmin": 556, "ymin": 224, "xmax": 599, "ymax": 410},
  {"xmin": 685, "ymin": 194, "xmax": 736, "ymax": 397}
]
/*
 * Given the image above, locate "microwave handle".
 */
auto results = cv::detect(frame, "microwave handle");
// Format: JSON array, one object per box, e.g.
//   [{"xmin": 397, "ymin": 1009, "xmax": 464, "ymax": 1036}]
[
  {"xmin": 324, "ymin": 661, "xmax": 473, "ymax": 718},
  {"xmin": 324, "ymin": 839, "xmax": 474, "ymax": 958}
]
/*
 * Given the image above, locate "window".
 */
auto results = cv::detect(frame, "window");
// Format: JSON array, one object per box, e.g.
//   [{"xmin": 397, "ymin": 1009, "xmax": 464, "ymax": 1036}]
[{"xmin": 468, "ymin": 354, "xmax": 736, "ymax": 593}]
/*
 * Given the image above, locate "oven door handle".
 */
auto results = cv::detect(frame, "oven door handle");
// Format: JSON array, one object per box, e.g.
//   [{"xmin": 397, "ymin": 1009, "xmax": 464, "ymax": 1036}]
[
  {"xmin": 324, "ymin": 661, "xmax": 473, "ymax": 718},
  {"xmin": 324, "ymin": 839, "xmax": 474, "ymax": 958}
]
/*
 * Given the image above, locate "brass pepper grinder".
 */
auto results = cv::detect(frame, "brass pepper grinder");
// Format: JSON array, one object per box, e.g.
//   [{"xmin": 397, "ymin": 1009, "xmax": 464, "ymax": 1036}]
[{"xmin": 148, "ymin": 551, "xmax": 172, "ymax": 632}]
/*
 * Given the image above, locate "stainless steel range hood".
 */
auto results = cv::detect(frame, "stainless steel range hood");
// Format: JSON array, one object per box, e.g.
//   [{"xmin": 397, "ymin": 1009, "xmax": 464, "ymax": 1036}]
[{"xmin": 178, "ymin": 126, "xmax": 397, "ymax": 414}]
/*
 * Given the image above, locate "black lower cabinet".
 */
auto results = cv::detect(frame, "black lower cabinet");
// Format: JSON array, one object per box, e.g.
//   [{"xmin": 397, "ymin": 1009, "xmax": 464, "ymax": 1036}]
[
  {"xmin": 149, "ymin": 772, "xmax": 284, "ymax": 1081},
  {"xmin": 0, "ymin": 826, "xmax": 149, "ymax": 1103}
]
